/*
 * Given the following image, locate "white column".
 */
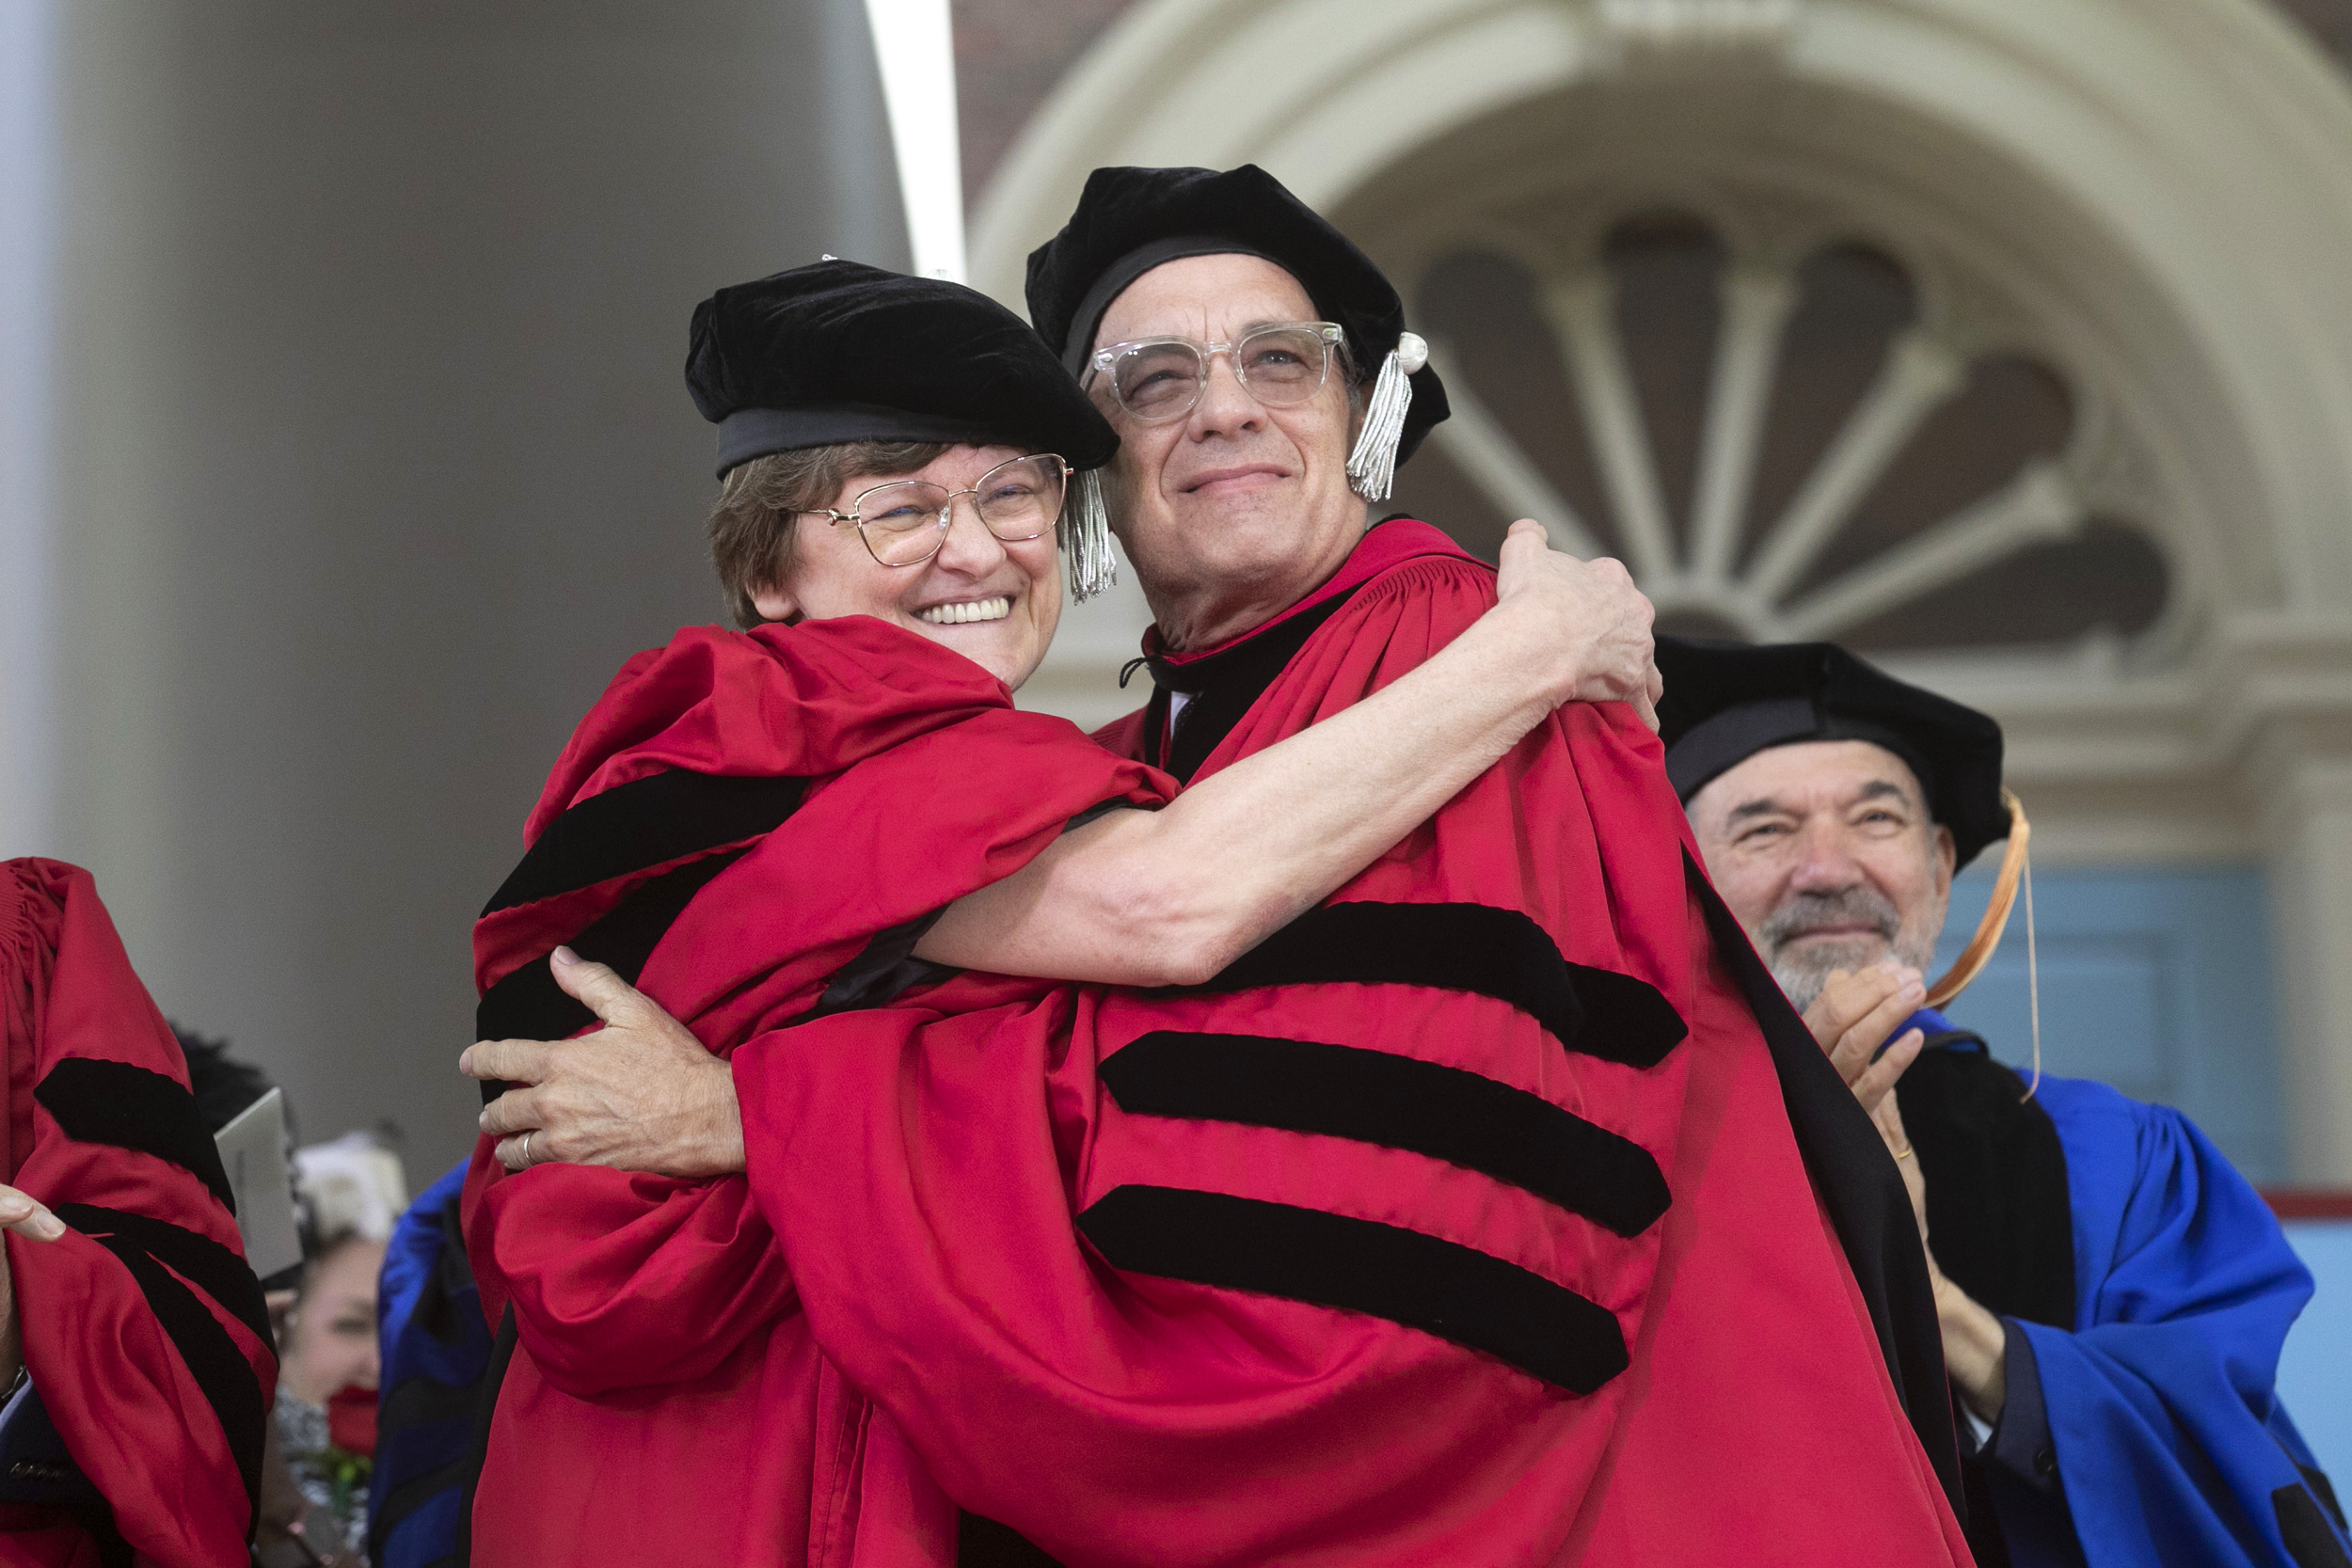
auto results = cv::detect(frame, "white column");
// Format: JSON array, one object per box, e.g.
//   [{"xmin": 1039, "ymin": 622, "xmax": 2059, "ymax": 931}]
[
  {"xmin": 862, "ymin": 0, "xmax": 964, "ymax": 281},
  {"xmin": 0, "ymin": 0, "xmax": 57, "ymax": 859},
  {"xmin": 2262, "ymin": 750, "xmax": 2352, "ymax": 1183}
]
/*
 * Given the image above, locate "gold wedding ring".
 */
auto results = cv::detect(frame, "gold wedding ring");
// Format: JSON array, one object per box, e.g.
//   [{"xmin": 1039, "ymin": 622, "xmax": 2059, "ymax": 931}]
[{"xmin": 1891, "ymin": 1143, "xmax": 1915, "ymax": 1160}]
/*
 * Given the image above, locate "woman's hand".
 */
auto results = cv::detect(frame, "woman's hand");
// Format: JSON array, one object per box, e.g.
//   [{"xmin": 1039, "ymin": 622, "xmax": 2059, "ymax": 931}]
[
  {"xmin": 1489, "ymin": 518, "xmax": 1661, "ymax": 729},
  {"xmin": 460, "ymin": 949, "xmax": 746, "ymax": 1179}
]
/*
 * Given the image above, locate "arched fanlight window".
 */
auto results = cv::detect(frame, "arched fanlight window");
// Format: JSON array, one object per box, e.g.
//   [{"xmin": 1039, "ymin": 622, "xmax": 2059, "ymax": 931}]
[{"xmin": 1391, "ymin": 213, "xmax": 2170, "ymax": 654}]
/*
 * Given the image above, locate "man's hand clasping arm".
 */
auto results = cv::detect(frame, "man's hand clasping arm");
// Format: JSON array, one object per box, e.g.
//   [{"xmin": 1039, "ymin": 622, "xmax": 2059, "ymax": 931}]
[{"xmin": 463, "ymin": 947, "xmax": 742, "ymax": 1176}]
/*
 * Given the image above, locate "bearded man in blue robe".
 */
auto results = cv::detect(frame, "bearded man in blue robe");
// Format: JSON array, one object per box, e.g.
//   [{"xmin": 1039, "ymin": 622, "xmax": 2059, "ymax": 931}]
[{"xmin": 1662, "ymin": 635, "xmax": 2348, "ymax": 1568}]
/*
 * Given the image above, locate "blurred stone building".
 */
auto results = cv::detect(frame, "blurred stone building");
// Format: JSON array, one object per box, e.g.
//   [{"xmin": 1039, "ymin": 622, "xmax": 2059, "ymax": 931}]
[{"xmin": 971, "ymin": 0, "xmax": 2352, "ymax": 1191}]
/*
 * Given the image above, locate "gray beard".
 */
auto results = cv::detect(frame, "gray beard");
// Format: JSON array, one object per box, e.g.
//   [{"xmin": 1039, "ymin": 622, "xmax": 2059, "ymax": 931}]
[{"xmin": 1761, "ymin": 887, "xmax": 1938, "ymax": 1014}]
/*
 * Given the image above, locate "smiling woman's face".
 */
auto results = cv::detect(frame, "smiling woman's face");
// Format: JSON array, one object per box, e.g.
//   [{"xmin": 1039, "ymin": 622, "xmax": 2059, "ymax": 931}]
[{"xmin": 751, "ymin": 443, "xmax": 1064, "ymax": 689}]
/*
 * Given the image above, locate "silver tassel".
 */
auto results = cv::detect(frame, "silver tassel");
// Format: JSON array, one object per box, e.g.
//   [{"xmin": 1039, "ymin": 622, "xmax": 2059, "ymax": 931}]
[
  {"xmin": 1345, "ymin": 330, "xmax": 1427, "ymax": 502},
  {"xmin": 1064, "ymin": 467, "xmax": 1118, "ymax": 602}
]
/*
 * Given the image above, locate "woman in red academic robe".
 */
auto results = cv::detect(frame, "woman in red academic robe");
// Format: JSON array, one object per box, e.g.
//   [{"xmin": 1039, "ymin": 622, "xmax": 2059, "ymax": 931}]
[{"xmin": 456, "ymin": 261, "xmax": 1658, "ymax": 1565}]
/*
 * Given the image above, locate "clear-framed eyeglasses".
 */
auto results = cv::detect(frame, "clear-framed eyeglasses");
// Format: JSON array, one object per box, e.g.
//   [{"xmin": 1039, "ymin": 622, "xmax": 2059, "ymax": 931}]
[
  {"xmin": 1087, "ymin": 321, "xmax": 1345, "ymax": 424},
  {"xmin": 804, "ymin": 452, "xmax": 1071, "ymax": 568}
]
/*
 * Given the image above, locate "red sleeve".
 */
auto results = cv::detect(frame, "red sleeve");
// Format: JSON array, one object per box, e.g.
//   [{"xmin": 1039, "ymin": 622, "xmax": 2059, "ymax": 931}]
[
  {"xmin": 464, "ymin": 672, "xmax": 1173, "ymax": 1399},
  {"xmin": 2, "ymin": 859, "xmax": 274, "ymax": 1568}
]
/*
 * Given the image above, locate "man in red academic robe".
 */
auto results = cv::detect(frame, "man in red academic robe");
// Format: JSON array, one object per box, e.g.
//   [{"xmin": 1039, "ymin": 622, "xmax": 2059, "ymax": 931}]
[
  {"xmin": 0, "ymin": 858, "xmax": 276, "ymax": 1567},
  {"xmin": 477, "ymin": 168, "xmax": 1974, "ymax": 1566}
]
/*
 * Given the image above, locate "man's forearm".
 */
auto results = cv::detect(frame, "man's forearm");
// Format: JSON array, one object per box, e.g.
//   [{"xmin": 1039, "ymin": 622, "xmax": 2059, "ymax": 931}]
[
  {"xmin": 918, "ymin": 595, "xmax": 1565, "ymax": 985},
  {"xmin": 1937, "ymin": 1272, "xmax": 2008, "ymax": 1420}
]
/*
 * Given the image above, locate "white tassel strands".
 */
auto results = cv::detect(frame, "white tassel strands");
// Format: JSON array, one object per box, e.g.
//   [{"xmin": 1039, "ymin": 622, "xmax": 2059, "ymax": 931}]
[
  {"xmin": 1065, "ymin": 467, "xmax": 1118, "ymax": 602},
  {"xmin": 1345, "ymin": 331, "xmax": 1428, "ymax": 502}
]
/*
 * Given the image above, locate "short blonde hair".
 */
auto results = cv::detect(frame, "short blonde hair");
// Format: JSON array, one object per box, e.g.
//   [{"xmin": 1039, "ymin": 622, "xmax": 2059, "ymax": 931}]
[{"xmin": 707, "ymin": 440, "xmax": 950, "ymax": 627}]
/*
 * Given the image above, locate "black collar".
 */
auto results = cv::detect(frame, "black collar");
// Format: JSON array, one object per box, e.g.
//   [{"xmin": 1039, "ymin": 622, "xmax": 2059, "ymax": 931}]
[{"xmin": 1143, "ymin": 590, "xmax": 1360, "ymax": 782}]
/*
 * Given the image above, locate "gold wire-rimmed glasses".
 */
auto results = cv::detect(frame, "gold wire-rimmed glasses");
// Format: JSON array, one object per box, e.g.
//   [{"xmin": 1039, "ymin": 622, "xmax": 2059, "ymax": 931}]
[
  {"xmin": 1086, "ymin": 321, "xmax": 1344, "ymax": 424},
  {"xmin": 804, "ymin": 452, "xmax": 1072, "ymax": 568}
]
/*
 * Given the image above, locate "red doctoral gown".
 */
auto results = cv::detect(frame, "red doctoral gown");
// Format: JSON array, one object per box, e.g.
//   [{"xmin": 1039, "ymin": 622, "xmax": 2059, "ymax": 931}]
[
  {"xmin": 0, "ymin": 859, "xmax": 276, "ymax": 1567},
  {"xmin": 735, "ymin": 521, "xmax": 1971, "ymax": 1565},
  {"xmin": 465, "ymin": 523, "xmax": 1971, "ymax": 1565}
]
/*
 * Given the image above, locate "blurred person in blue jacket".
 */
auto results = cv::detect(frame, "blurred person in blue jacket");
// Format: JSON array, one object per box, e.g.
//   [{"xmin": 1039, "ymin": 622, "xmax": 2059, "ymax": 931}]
[
  {"xmin": 366, "ymin": 1162, "xmax": 491, "ymax": 1568},
  {"xmin": 1663, "ymin": 636, "xmax": 2346, "ymax": 1568}
]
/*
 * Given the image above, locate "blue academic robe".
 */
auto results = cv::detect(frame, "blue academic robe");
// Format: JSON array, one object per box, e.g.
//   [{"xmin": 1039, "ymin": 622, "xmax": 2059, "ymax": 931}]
[{"xmin": 1900, "ymin": 1008, "xmax": 2348, "ymax": 1568}]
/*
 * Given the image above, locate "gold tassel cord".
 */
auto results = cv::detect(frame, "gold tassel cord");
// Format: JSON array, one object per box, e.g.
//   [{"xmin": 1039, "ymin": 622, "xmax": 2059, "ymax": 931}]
[
  {"xmin": 2022, "ymin": 851, "xmax": 2042, "ymax": 1102},
  {"xmin": 1922, "ymin": 789, "xmax": 2030, "ymax": 1008},
  {"xmin": 1917, "ymin": 788, "xmax": 2042, "ymax": 1103}
]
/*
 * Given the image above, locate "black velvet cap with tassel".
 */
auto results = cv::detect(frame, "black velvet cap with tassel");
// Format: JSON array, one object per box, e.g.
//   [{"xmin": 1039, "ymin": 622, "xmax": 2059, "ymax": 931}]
[
  {"xmin": 686, "ymin": 259, "xmax": 1118, "ymax": 481},
  {"xmin": 1655, "ymin": 636, "xmax": 2010, "ymax": 869},
  {"xmin": 1024, "ymin": 165, "xmax": 1449, "ymax": 499}
]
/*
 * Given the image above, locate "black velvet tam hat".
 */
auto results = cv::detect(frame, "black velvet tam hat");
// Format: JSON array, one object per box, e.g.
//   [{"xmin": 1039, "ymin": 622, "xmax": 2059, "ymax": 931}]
[
  {"xmin": 1024, "ymin": 165, "xmax": 1449, "ymax": 500},
  {"xmin": 685, "ymin": 259, "xmax": 1118, "ymax": 481},
  {"xmin": 1656, "ymin": 636, "xmax": 2010, "ymax": 868}
]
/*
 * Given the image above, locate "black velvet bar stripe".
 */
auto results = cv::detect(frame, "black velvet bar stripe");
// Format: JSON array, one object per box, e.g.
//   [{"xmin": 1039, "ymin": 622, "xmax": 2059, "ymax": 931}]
[
  {"xmin": 473, "ymin": 847, "xmax": 751, "ymax": 1103},
  {"xmin": 479, "ymin": 770, "xmax": 806, "ymax": 916},
  {"xmin": 1102, "ymin": 1032, "xmax": 1670, "ymax": 1237},
  {"xmin": 957, "ymin": 1512, "xmax": 1068, "ymax": 1567},
  {"xmin": 1173, "ymin": 902, "xmax": 1687, "ymax": 1069},
  {"xmin": 2278, "ymin": 1484, "xmax": 2352, "ymax": 1568},
  {"xmin": 51, "ymin": 1204, "xmax": 270, "ymax": 1350},
  {"xmin": 2303, "ymin": 1465, "xmax": 2348, "ymax": 1535},
  {"xmin": 1076, "ymin": 1184, "xmax": 1628, "ymax": 1394},
  {"xmin": 70, "ymin": 1221, "xmax": 264, "ymax": 1520},
  {"xmin": 33, "ymin": 1059, "xmax": 234, "ymax": 1212},
  {"xmin": 1686, "ymin": 850, "xmax": 1963, "ymax": 1516}
]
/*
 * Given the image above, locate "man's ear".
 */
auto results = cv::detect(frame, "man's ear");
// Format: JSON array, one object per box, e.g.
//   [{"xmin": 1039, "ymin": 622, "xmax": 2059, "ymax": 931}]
[{"xmin": 1931, "ymin": 823, "xmax": 1957, "ymax": 896}]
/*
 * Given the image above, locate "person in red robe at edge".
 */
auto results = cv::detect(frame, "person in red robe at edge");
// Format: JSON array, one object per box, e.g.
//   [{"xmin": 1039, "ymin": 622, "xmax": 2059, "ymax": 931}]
[
  {"xmin": 453, "ymin": 259, "xmax": 1659, "ymax": 1565},
  {"xmin": 466, "ymin": 171, "xmax": 1975, "ymax": 1564},
  {"xmin": 0, "ymin": 859, "xmax": 277, "ymax": 1566}
]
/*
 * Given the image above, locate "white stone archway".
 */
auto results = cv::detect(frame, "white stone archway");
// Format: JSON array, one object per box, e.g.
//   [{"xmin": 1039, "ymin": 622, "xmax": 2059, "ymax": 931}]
[{"xmin": 979, "ymin": 0, "xmax": 2352, "ymax": 1180}]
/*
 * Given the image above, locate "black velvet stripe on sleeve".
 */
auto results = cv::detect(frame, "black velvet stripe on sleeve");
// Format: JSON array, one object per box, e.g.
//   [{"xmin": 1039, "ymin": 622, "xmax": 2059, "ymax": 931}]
[
  {"xmin": 2304, "ymin": 1466, "xmax": 2348, "ymax": 1536},
  {"xmin": 1102, "ymin": 1032, "xmax": 1669, "ymax": 1237},
  {"xmin": 479, "ymin": 771, "xmax": 806, "ymax": 916},
  {"xmin": 1170, "ymin": 902, "xmax": 1686, "ymax": 1069},
  {"xmin": 957, "ymin": 1512, "xmax": 1068, "ymax": 1567},
  {"xmin": 473, "ymin": 847, "xmax": 751, "ymax": 1102},
  {"xmin": 2278, "ymin": 1484, "xmax": 2352, "ymax": 1568},
  {"xmin": 34, "ymin": 1058, "xmax": 234, "ymax": 1213},
  {"xmin": 1685, "ymin": 851, "xmax": 1963, "ymax": 1515},
  {"xmin": 51, "ymin": 1203, "xmax": 271, "ymax": 1350},
  {"xmin": 65, "ymin": 1215, "xmax": 265, "ymax": 1520},
  {"xmin": 1076, "ymin": 1184, "xmax": 1629, "ymax": 1395}
]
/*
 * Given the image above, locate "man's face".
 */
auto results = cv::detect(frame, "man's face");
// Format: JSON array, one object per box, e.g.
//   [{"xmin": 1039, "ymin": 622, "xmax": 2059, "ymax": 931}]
[
  {"xmin": 1089, "ymin": 253, "xmax": 1369, "ymax": 650},
  {"xmin": 1687, "ymin": 739, "xmax": 1957, "ymax": 1012}
]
